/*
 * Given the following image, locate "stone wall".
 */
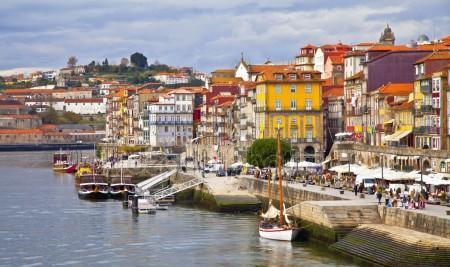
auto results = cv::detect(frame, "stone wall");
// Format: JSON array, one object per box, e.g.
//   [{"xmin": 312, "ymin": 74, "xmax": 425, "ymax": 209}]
[{"xmin": 378, "ymin": 206, "xmax": 450, "ymax": 239}]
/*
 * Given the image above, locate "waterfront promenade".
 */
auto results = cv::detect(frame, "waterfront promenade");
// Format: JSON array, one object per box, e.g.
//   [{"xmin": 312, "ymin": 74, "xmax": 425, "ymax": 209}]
[{"xmin": 185, "ymin": 170, "xmax": 450, "ymax": 220}]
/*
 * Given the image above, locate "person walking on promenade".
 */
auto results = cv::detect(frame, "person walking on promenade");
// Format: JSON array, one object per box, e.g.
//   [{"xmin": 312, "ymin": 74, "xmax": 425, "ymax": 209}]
[
  {"xmin": 376, "ymin": 187, "xmax": 382, "ymax": 205},
  {"xmin": 354, "ymin": 184, "xmax": 358, "ymax": 196}
]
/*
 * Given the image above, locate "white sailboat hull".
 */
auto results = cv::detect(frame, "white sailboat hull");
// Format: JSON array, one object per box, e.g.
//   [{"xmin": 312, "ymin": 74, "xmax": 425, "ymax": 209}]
[{"xmin": 259, "ymin": 227, "xmax": 301, "ymax": 241}]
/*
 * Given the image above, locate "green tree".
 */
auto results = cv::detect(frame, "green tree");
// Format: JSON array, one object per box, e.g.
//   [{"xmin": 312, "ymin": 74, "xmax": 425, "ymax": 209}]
[
  {"xmin": 130, "ymin": 52, "xmax": 148, "ymax": 68},
  {"xmin": 246, "ymin": 138, "xmax": 291, "ymax": 168},
  {"xmin": 67, "ymin": 56, "xmax": 78, "ymax": 67}
]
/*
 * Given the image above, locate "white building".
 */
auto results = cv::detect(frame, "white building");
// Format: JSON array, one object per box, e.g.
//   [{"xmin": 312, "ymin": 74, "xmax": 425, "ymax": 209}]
[
  {"xmin": 63, "ymin": 98, "xmax": 106, "ymax": 114},
  {"xmin": 43, "ymin": 70, "xmax": 58, "ymax": 80},
  {"xmin": 99, "ymin": 81, "xmax": 119, "ymax": 96},
  {"xmin": 344, "ymin": 43, "xmax": 374, "ymax": 79},
  {"xmin": 52, "ymin": 89, "xmax": 92, "ymax": 99},
  {"xmin": 143, "ymin": 89, "xmax": 194, "ymax": 147},
  {"xmin": 153, "ymin": 72, "xmax": 190, "ymax": 85}
]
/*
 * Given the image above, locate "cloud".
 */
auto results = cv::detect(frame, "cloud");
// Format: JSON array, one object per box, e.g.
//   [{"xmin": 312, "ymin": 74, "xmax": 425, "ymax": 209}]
[{"xmin": 0, "ymin": 0, "xmax": 448, "ymax": 72}]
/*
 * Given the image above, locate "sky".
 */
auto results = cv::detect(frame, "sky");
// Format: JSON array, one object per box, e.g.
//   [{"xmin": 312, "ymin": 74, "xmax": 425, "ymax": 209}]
[{"xmin": 0, "ymin": 0, "xmax": 449, "ymax": 74}]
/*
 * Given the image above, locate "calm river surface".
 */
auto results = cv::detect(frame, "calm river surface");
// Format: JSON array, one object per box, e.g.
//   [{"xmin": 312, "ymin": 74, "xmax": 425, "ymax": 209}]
[{"xmin": 0, "ymin": 151, "xmax": 359, "ymax": 267}]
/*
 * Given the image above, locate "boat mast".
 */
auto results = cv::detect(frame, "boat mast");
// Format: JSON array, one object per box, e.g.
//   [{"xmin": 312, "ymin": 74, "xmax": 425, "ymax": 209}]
[
  {"xmin": 120, "ymin": 158, "xmax": 123, "ymax": 184},
  {"xmin": 277, "ymin": 127, "xmax": 285, "ymax": 226}
]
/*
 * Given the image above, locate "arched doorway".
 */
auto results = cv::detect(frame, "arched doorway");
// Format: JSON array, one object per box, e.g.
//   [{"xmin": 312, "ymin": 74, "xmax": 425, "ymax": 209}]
[
  {"xmin": 304, "ymin": 146, "xmax": 315, "ymax": 162},
  {"xmin": 422, "ymin": 159, "xmax": 431, "ymax": 173}
]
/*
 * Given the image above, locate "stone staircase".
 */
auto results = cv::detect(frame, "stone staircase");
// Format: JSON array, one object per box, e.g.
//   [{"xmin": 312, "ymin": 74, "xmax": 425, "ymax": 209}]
[{"xmin": 331, "ymin": 224, "xmax": 450, "ymax": 267}]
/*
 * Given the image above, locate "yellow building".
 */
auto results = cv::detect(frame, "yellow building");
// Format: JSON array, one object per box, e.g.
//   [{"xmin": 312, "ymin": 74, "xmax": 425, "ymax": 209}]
[{"xmin": 255, "ymin": 68, "xmax": 323, "ymax": 162}]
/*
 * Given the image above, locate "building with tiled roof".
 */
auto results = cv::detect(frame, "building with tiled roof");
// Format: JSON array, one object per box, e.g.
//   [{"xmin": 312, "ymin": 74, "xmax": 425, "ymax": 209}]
[
  {"xmin": 255, "ymin": 68, "xmax": 324, "ymax": 162},
  {"xmin": 314, "ymin": 43, "xmax": 351, "ymax": 79},
  {"xmin": 322, "ymin": 85, "xmax": 345, "ymax": 153},
  {"xmin": 295, "ymin": 44, "xmax": 317, "ymax": 71}
]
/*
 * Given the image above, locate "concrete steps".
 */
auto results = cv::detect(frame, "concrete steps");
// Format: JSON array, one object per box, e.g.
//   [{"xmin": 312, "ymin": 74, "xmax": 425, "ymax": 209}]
[{"xmin": 331, "ymin": 224, "xmax": 450, "ymax": 267}]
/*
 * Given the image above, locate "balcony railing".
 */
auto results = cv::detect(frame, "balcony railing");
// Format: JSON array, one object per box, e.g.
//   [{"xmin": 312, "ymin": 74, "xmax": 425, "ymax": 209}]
[
  {"xmin": 255, "ymin": 106, "xmax": 321, "ymax": 112},
  {"xmin": 149, "ymin": 121, "xmax": 193, "ymax": 125},
  {"xmin": 293, "ymin": 138, "xmax": 319, "ymax": 143},
  {"xmin": 413, "ymin": 126, "xmax": 440, "ymax": 135}
]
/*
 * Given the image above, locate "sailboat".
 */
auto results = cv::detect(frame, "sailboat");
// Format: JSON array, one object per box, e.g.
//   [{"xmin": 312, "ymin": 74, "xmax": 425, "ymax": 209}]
[
  {"xmin": 110, "ymin": 160, "xmax": 136, "ymax": 199},
  {"xmin": 259, "ymin": 128, "xmax": 301, "ymax": 241}
]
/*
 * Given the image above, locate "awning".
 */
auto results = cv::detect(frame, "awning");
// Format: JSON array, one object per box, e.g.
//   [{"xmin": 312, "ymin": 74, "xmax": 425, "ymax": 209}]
[
  {"xmin": 383, "ymin": 129, "xmax": 412, "ymax": 142},
  {"xmin": 383, "ymin": 119, "xmax": 395, "ymax": 124}
]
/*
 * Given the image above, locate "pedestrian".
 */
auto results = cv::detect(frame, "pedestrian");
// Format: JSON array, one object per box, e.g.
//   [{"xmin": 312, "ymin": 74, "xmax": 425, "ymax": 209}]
[
  {"xmin": 376, "ymin": 188, "xmax": 382, "ymax": 205},
  {"xmin": 354, "ymin": 184, "xmax": 358, "ymax": 196}
]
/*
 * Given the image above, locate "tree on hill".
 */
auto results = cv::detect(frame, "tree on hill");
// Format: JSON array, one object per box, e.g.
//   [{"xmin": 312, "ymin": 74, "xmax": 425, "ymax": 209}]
[
  {"xmin": 246, "ymin": 138, "xmax": 291, "ymax": 168},
  {"xmin": 67, "ymin": 56, "xmax": 78, "ymax": 68},
  {"xmin": 130, "ymin": 52, "xmax": 148, "ymax": 68}
]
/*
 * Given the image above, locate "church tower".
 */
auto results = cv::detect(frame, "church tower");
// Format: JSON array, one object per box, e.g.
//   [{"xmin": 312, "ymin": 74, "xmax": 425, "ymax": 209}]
[{"xmin": 379, "ymin": 24, "xmax": 395, "ymax": 45}]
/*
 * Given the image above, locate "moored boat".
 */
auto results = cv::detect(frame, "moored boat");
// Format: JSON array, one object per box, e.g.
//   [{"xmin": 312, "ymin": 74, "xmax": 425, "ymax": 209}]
[
  {"xmin": 53, "ymin": 150, "xmax": 77, "ymax": 173},
  {"xmin": 258, "ymin": 128, "xmax": 301, "ymax": 242},
  {"xmin": 109, "ymin": 161, "xmax": 136, "ymax": 199},
  {"xmin": 78, "ymin": 176, "xmax": 109, "ymax": 200},
  {"xmin": 109, "ymin": 178, "xmax": 136, "ymax": 199}
]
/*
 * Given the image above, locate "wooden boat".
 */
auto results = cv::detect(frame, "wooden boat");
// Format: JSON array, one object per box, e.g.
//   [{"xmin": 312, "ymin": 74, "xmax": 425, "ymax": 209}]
[
  {"xmin": 77, "ymin": 175, "xmax": 109, "ymax": 200},
  {"xmin": 259, "ymin": 128, "xmax": 301, "ymax": 241},
  {"xmin": 110, "ymin": 178, "xmax": 136, "ymax": 199},
  {"xmin": 109, "ymin": 161, "xmax": 136, "ymax": 199}
]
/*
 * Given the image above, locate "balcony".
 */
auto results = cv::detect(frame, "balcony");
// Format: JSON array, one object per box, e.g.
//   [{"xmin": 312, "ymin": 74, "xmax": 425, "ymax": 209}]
[
  {"xmin": 420, "ymin": 82, "xmax": 431, "ymax": 94},
  {"xmin": 255, "ymin": 107, "xmax": 267, "ymax": 112},
  {"xmin": 295, "ymin": 138, "xmax": 319, "ymax": 143},
  {"xmin": 240, "ymin": 113, "xmax": 247, "ymax": 119},
  {"xmin": 246, "ymin": 121, "xmax": 255, "ymax": 127},
  {"xmin": 346, "ymin": 110, "xmax": 361, "ymax": 116},
  {"xmin": 413, "ymin": 126, "xmax": 440, "ymax": 135},
  {"xmin": 149, "ymin": 121, "xmax": 193, "ymax": 125},
  {"xmin": 239, "ymin": 124, "xmax": 247, "ymax": 130},
  {"xmin": 421, "ymin": 105, "xmax": 433, "ymax": 113},
  {"xmin": 362, "ymin": 106, "xmax": 371, "ymax": 114}
]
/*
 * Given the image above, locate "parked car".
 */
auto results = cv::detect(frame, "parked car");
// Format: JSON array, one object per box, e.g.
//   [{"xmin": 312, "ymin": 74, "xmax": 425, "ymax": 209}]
[{"xmin": 216, "ymin": 169, "xmax": 226, "ymax": 177}]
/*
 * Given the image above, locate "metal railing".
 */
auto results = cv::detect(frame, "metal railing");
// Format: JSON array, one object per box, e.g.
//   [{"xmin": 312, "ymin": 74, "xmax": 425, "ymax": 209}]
[{"xmin": 147, "ymin": 176, "xmax": 204, "ymax": 201}]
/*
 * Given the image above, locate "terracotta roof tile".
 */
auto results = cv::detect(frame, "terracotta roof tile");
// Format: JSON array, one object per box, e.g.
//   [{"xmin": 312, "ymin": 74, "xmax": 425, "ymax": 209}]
[
  {"xmin": 379, "ymin": 83, "xmax": 413, "ymax": 96},
  {"xmin": 415, "ymin": 51, "xmax": 450, "ymax": 64},
  {"xmin": 0, "ymin": 129, "xmax": 43, "ymax": 135}
]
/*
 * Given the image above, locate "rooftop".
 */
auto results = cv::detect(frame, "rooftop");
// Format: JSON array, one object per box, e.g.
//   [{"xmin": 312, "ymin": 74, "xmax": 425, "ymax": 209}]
[{"xmin": 379, "ymin": 83, "xmax": 413, "ymax": 96}]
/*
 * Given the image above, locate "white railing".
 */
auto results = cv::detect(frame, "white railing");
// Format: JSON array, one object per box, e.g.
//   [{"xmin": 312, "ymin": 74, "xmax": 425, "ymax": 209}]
[{"xmin": 147, "ymin": 177, "xmax": 204, "ymax": 201}]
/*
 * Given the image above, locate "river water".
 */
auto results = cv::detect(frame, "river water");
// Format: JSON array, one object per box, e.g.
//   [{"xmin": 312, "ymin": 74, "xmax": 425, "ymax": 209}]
[{"xmin": 0, "ymin": 151, "xmax": 359, "ymax": 267}]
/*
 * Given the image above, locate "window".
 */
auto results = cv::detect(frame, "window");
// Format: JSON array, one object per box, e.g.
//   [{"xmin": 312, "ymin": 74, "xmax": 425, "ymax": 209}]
[
  {"xmin": 415, "ymin": 65, "xmax": 419, "ymax": 75},
  {"xmin": 165, "ymin": 126, "xmax": 168, "ymax": 132},
  {"xmin": 291, "ymin": 117, "xmax": 297, "ymax": 124},
  {"xmin": 290, "ymin": 100, "xmax": 296, "ymax": 110},
  {"xmin": 275, "ymin": 100, "xmax": 281, "ymax": 110},
  {"xmin": 275, "ymin": 84, "xmax": 281, "ymax": 93},
  {"xmin": 289, "ymin": 74, "xmax": 297, "ymax": 80},
  {"xmin": 305, "ymin": 99, "xmax": 312, "ymax": 110},
  {"xmin": 291, "ymin": 128, "xmax": 297, "ymax": 142},
  {"xmin": 306, "ymin": 116, "xmax": 312, "ymax": 125},
  {"xmin": 276, "ymin": 118, "xmax": 282, "ymax": 125},
  {"xmin": 303, "ymin": 73, "xmax": 311, "ymax": 80},
  {"xmin": 275, "ymin": 74, "xmax": 283, "ymax": 80},
  {"xmin": 305, "ymin": 83, "xmax": 312, "ymax": 93},
  {"xmin": 306, "ymin": 129, "xmax": 313, "ymax": 142},
  {"xmin": 290, "ymin": 84, "xmax": 297, "ymax": 93}
]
